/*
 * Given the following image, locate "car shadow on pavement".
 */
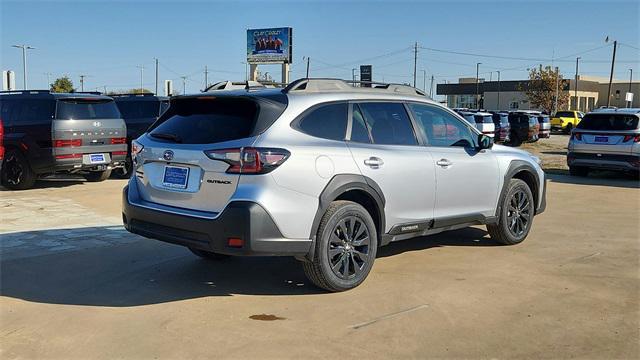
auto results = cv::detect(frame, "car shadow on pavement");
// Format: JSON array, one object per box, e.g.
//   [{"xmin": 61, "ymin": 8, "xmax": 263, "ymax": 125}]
[
  {"xmin": 546, "ymin": 172, "xmax": 639, "ymax": 189},
  {"xmin": 1, "ymin": 226, "xmax": 495, "ymax": 306}
]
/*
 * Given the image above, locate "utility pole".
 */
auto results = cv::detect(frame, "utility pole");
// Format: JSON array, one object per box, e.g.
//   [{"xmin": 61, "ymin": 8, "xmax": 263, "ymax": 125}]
[
  {"xmin": 476, "ymin": 62, "xmax": 481, "ymax": 109},
  {"xmin": 574, "ymin": 57, "xmax": 580, "ymax": 110},
  {"xmin": 137, "ymin": 65, "xmax": 144, "ymax": 94},
  {"xmin": 628, "ymin": 68, "xmax": 633, "ymax": 108},
  {"xmin": 181, "ymin": 76, "xmax": 187, "ymax": 94},
  {"xmin": 430, "ymin": 75, "xmax": 434, "ymax": 98},
  {"xmin": 154, "ymin": 58, "xmax": 159, "ymax": 95},
  {"xmin": 413, "ymin": 42, "xmax": 418, "ymax": 88},
  {"xmin": 79, "ymin": 74, "xmax": 87, "ymax": 92},
  {"xmin": 421, "ymin": 70, "xmax": 426, "ymax": 92},
  {"xmin": 204, "ymin": 65, "xmax": 209, "ymax": 91},
  {"xmin": 12, "ymin": 44, "xmax": 35, "ymax": 90},
  {"xmin": 554, "ymin": 67, "xmax": 559, "ymax": 115},
  {"xmin": 606, "ymin": 40, "xmax": 617, "ymax": 107},
  {"xmin": 305, "ymin": 57, "xmax": 310, "ymax": 78},
  {"xmin": 497, "ymin": 71, "xmax": 501, "ymax": 110},
  {"xmin": 352, "ymin": 68, "xmax": 357, "ymax": 84}
]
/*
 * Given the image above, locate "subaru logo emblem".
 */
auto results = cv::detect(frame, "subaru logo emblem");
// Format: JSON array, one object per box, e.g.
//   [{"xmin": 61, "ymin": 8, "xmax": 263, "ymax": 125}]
[
  {"xmin": 92, "ymin": 121, "xmax": 102, "ymax": 127},
  {"xmin": 163, "ymin": 150, "xmax": 174, "ymax": 161}
]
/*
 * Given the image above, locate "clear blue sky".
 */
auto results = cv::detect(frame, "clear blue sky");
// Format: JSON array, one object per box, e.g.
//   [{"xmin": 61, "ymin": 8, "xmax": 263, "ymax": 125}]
[{"xmin": 1, "ymin": 0, "xmax": 638, "ymax": 96}]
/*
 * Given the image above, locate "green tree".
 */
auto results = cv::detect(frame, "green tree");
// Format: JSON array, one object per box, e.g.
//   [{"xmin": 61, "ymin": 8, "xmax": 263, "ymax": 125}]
[
  {"xmin": 50, "ymin": 76, "xmax": 74, "ymax": 93},
  {"xmin": 523, "ymin": 66, "xmax": 569, "ymax": 114}
]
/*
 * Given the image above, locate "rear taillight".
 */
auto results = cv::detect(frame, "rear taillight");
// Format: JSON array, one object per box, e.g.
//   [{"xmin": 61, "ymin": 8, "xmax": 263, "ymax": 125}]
[
  {"xmin": 131, "ymin": 140, "xmax": 143, "ymax": 156},
  {"xmin": 111, "ymin": 137, "xmax": 127, "ymax": 145},
  {"xmin": 0, "ymin": 118, "xmax": 4, "ymax": 160},
  {"xmin": 623, "ymin": 134, "xmax": 640, "ymax": 143},
  {"xmin": 204, "ymin": 147, "xmax": 290, "ymax": 174},
  {"xmin": 54, "ymin": 139, "xmax": 82, "ymax": 147},
  {"xmin": 572, "ymin": 132, "xmax": 582, "ymax": 141},
  {"xmin": 112, "ymin": 151, "xmax": 128, "ymax": 156}
]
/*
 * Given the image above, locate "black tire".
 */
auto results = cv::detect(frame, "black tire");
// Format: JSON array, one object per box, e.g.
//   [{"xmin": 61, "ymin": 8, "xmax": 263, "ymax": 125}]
[
  {"xmin": 1, "ymin": 149, "xmax": 37, "ymax": 190},
  {"xmin": 564, "ymin": 123, "xmax": 573, "ymax": 135},
  {"xmin": 188, "ymin": 247, "xmax": 230, "ymax": 260},
  {"xmin": 112, "ymin": 156, "xmax": 133, "ymax": 179},
  {"xmin": 84, "ymin": 169, "xmax": 112, "ymax": 182},
  {"xmin": 569, "ymin": 166, "xmax": 589, "ymax": 177},
  {"xmin": 302, "ymin": 200, "xmax": 378, "ymax": 292},
  {"xmin": 487, "ymin": 178, "xmax": 535, "ymax": 245}
]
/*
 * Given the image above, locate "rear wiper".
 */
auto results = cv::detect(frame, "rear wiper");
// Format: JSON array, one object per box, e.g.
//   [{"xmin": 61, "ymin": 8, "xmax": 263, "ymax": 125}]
[{"xmin": 150, "ymin": 132, "xmax": 182, "ymax": 143}]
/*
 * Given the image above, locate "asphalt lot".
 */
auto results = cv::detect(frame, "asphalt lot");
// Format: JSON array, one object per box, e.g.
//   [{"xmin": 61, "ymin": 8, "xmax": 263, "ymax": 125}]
[{"xmin": 1, "ymin": 168, "xmax": 639, "ymax": 358}]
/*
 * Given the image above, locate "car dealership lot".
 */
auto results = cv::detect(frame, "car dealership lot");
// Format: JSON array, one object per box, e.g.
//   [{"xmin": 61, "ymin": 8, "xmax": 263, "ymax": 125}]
[{"xmin": 1, "ymin": 174, "xmax": 638, "ymax": 359}]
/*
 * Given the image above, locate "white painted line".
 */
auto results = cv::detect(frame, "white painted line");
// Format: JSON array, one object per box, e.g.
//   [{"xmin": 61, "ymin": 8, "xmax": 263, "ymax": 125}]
[{"xmin": 350, "ymin": 304, "xmax": 429, "ymax": 330}]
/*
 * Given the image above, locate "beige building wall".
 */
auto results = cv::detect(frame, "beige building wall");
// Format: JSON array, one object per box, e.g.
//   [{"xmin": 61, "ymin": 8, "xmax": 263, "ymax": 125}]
[{"xmin": 597, "ymin": 81, "xmax": 640, "ymax": 108}]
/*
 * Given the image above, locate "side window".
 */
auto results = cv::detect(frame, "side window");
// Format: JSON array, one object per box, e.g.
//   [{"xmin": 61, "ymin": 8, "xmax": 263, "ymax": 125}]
[
  {"xmin": 296, "ymin": 103, "xmax": 347, "ymax": 141},
  {"xmin": 15, "ymin": 100, "xmax": 55, "ymax": 125},
  {"xmin": 409, "ymin": 103, "xmax": 476, "ymax": 148},
  {"xmin": 349, "ymin": 104, "xmax": 371, "ymax": 143},
  {"xmin": 358, "ymin": 102, "xmax": 417, "ymax": 146}
]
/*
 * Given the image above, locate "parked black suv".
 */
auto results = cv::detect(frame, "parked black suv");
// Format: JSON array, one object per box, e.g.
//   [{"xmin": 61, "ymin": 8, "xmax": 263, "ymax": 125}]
[
  {"xmin": 0, "ymin": 90, "xmax": 127, "ymax": 190},
  {"xmin": 508, "ymin": 112, "xmax": 539, "ymax": 146},
  {"xmin": 112, "ymin": 94, "xmax": 169, "ymax": 178}
]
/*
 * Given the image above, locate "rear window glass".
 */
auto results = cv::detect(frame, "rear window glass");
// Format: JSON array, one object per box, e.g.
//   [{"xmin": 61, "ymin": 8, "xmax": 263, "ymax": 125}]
[
  {"xmin": 538, "ymin": 116, "xmax": 550, "ymax": 123},
  {"xmin": 149, "ymin": 97, "xmax": 259, "ymax": 144},
  {"xmin": 56, "ymin": 99, "xmax": 120, "ymax": 120},
  {"xmin": 555, "ymin": 111, "xmax": 574, "ymax": 118},
  {"xmin": 296, "ymin": 103, "xmax": 347, "ymax": 141},
  {"xmin": 577, "ymin": 114, "xmax": 639, "ymax": 131},
  {"xmin": 474, "ymin": 115, "xmax": 493, "ymax": 124},
  {"xmin": 116, "ymin": 101, "xmax": 161, "ymax": 119}
]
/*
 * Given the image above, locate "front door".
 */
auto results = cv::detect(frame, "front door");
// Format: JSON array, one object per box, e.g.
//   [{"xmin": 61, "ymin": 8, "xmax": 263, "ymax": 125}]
[{"xmin": 407, "ymin": 103, "xmax": 500, "ymax": 221}]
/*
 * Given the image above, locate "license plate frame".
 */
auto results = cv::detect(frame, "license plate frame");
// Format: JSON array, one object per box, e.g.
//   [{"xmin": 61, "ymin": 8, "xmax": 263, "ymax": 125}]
[
  {"xmin": 162, "ymin": 165, "xmax": 190, "ymax": 189},
  {"xmin": 89, "ymin": 153, "xmax": 106, "ymax": 164}
]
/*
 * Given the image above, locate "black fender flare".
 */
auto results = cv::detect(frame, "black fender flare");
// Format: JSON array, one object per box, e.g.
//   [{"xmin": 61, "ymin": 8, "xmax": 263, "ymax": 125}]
[
  {"xmin": 495, "ymin": 160, "xmax": 542, "ymax": 218},
  {"xmin": 305, "ymin": 174, "xmax": 386, "ymax": 259}
]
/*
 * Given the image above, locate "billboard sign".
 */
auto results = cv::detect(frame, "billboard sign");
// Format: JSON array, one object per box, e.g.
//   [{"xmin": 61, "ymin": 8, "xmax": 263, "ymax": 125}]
[
  {"xmin": 2, "ymin": 70, "xmax": 16, "ymax": 91},
  {"xmin": 247, "ymin": 27, "xmax": 292, "ymax": 64},
  {"xmin": 360, "ymin": 65, "xmax": 372, "ymax": 87}
]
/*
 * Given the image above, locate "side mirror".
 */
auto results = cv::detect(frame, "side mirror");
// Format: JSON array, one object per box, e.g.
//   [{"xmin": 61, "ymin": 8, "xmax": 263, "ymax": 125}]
[{"xmin": 477, "ymin": 134, "xmax": 493, "ymax": 150}]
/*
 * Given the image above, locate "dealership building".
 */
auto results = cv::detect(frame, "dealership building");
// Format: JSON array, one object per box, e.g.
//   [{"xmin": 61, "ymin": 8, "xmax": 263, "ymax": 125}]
[{"xmin": 437, "ymin": 76, "xmax": 639, "ymax": 112}]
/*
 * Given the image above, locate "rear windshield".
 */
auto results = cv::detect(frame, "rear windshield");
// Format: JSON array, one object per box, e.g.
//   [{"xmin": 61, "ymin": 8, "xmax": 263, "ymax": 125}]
[
  {"xmin": 56, "ymin": 99, "xmax": 120, "ymax": 120},
  {"xmin": 577, "ymin": 114, "xmax": 639, "ymax": 131},
  {"xmin": 148, "ymin": 96, "xmax": 286, "ymax": 144},
  {"xmin": 116, "ymin": 101, "xmax": 161, "ymax": 119},
  {"xmin": 474, "ymin": 115, "xmax": 493, "ymax": 124},
  {"xmin": 555, "ymin": 111, "xmax": 574, "ymax": 118},
  {"xmin": 538, "ymin": 116, "xmax": 550, "ymax": 123}
]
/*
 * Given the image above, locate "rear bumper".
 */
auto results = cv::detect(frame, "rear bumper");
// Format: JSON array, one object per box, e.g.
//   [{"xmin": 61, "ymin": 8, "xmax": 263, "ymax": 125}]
[
  {"xmin": 122, "ymin": 182, "xmax": 312, "ymax": 256},
  {"xmin": 567, "ymin": 152, "xmax": 640, "ymax": 172},
  {"xmin": 539, "ymin": 129, "xmax": 551, "ymax": 138},
  {"xmin": 54, "ymin": 152, "xmax": 127, "ymax": 172}
]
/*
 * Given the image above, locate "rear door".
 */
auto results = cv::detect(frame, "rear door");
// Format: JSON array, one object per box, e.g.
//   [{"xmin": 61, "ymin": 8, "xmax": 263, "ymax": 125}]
[
  {"xmin": 346, "ymin": 102, "xmax": 436, "ymax": 232},
  {"xmin": 134, "ymin": 96, "xmax": 277, "ymax": 214},
  {"xmin": 408, "ymin": 103, "xmax": 500, "ymax": 220}
]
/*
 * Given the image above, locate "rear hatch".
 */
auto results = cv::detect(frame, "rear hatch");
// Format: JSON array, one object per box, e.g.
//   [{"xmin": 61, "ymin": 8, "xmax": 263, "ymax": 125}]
[
  {"xmin": 134, "ymin": 93, "xmax": 287, "ymax": 214},
  {"xmin": 473, "ymin": 114, "xmax": 495, "ymax": 135},
  {"xmin": 572, "ymin": 113, "xmax": 640, "ymax": 154},
  {"xmin": 53, "ymin": 97, "xmax": 126, "ymax": 163}
]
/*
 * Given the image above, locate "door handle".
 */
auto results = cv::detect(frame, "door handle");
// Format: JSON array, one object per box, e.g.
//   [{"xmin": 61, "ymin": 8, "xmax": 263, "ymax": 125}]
[
  {"xmin": 364, "ymin": 157, "xmax": 384, "ymax": 168},
  {"xmin": 436, "ymin": 159, "xmax": 453, "ymax": 167}
]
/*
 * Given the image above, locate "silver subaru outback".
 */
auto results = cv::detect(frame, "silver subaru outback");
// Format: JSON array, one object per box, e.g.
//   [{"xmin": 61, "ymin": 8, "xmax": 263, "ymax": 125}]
[{"xmin": 122, "ymin": 79, "xmax": 546, "ymax": 291}]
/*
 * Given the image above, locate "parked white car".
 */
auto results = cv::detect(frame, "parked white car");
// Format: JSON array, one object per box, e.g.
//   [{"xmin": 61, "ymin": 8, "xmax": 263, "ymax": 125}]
[{"xmin": 458, "ymin": 111, "xmax": 496, "ymax": 137}]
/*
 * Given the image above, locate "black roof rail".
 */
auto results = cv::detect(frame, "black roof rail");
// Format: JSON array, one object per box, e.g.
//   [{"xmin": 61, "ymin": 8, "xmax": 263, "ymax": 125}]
[
  {"xmin": 282, "ymin": 78, "xmax": 427, "ymax": 97},
  {"xmin": 72, "ymin": 91, "xmax": 103, "ymax": 95}
]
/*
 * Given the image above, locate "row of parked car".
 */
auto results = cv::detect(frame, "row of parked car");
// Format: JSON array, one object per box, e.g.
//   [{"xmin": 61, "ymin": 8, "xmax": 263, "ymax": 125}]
[
  {"xmin": 452, "ymin": 108, "xmax": 550, "ymax": 146},
  {"xmin": 0, "ymin": 90, "xmax": 168, "ymax": 190}
]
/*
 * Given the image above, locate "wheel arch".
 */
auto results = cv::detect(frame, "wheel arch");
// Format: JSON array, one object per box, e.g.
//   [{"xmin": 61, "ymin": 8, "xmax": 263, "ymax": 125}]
[
  {"xmin": 496, "ymin": 160, "xmax": 541, "ymax": 217},
  {"xmin": 307, "ymin": 174, "xmax": 386, "ymax": 259}
]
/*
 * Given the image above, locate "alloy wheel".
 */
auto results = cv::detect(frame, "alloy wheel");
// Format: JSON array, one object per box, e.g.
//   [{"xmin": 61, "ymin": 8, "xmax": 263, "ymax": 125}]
[
  {"xmin": 327, "ymin": 216, "xmax": 371, "ymax": 280},
  {"xmin": 507, "ymin": 190, "xmax": 531, "ymax": 237},
  {"xmin": 4, "ymin": 154, "xmax": 23, "ymax": 185}
]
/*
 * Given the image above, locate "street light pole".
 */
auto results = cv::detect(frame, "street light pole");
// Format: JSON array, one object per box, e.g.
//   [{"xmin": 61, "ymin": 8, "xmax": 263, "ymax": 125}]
[
  {"xmin": 430, "ymin": 75, "xmax": 435, "ymax": 98},
  {"xmin": 421, "ymin": 70, "xmax": 426, "ymax": 93},
  {"xmin": 554, "ymin": 66, "xmax": 559, "ymax": 115},
  {"xmin": 154, "ymin": 58, "xmax": 159, "ymax": 95},
  {"xmin": 574, "ymin": 57, "xmax": 580, "ymax": 111},
  {"xmin": 12, "ymin": 44, "xmax": 35, "ymax": 90},
  {"xmin": 476, "ymin": 62, "xmax": 481, "ymax": 109},
  {"xmin": 629, "ymin": 68, "xmax": 633, "ymax": 108}
]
